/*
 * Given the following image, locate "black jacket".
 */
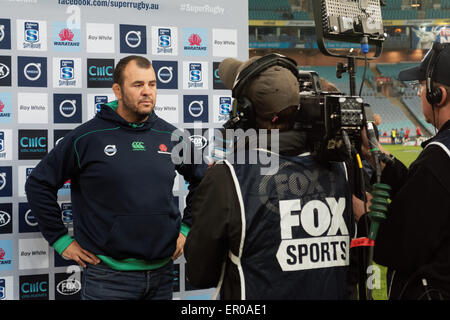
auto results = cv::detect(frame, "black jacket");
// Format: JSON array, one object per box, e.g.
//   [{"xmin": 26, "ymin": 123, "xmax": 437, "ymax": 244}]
[
  {"xmin": 25, "ymin": 104, "xmax": 206, "ymax": 261},
  {"xmin": 374, "ymin": 120, "xmax": 450, "ymax": 299},
  {"xmin": 185, "ymin": 131, "xmax": 353, "ymax": 299}
]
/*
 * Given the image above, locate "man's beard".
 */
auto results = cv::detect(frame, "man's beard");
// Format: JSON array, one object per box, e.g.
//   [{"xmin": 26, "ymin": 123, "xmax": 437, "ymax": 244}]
[{"xmin": 122, "ymin": 92, "xmax": 154, "ymax": 122}]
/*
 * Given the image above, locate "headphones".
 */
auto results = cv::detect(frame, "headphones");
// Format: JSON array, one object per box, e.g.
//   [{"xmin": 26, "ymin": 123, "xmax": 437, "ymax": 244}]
[
  {"xmin": 425, "ymin": 42, "xmax": 446, "ymax": 106},
  {"xmin": 224, "ymin": 53, "xmax": 299, "ymax": 130}
]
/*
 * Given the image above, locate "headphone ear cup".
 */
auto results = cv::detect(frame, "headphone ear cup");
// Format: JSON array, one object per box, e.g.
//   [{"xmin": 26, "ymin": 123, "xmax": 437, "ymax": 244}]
[
  {"xmin": 235, "ymin": 96, "xmax": 255, "ymax": 130},
  {"xmin": 427, "ymin": 88, "xmax": 443, "ymax": 105}
]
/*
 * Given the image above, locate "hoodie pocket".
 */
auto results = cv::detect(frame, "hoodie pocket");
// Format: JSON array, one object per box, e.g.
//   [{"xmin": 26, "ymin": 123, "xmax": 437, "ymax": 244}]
[{"xmin": 104, "ymin": 212, "xmax": 180, "ymax": 260}]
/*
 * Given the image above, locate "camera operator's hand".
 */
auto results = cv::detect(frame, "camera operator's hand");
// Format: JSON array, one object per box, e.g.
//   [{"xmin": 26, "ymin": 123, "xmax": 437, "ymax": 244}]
[
  {"xmin": 361, "ymin": 127, "xmax": 389, "ymax": 171},
  {"xmin": 352, "ymin": 193, "xmax": 372, "ymax": 222}
]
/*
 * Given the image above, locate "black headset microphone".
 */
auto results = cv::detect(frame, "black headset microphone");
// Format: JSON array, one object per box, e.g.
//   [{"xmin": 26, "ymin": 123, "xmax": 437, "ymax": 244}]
[
  {"xmin": 426, "ymin": 42, "xmax": 446, "ymax": 133},
  {"xmin": 225, "ymin": 53, "xmax": 299, "ymax": 131},
  {"xmin": 212, "ymin": 54, "xmax": 299, "ymax": 161}
]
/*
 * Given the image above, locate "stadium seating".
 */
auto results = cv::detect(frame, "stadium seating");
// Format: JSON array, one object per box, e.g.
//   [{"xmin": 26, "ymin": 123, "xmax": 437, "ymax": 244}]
[
  {"xmin": 363, "ymin": 96, "xmax": 416, "ymax": 134},
  {"xmin": 402, "ymin": 96, "xmax": 436, "ymax": 133}
]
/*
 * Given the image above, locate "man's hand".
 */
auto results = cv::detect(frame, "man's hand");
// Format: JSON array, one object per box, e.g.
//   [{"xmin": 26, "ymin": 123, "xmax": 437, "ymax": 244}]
[
  {"xmin": 172, "ymin": 233, "xmax": 186, "ymax": 261},
  {"xmin": 352, "ymin": 193, "xmax": 373, "ymax": 223},
  {"xmin": 361, "ymin": 127, "xmax": 389, "ymax": 171},
  {"xmin": 62, "ymin": 240, "xmax": 101, "ymax": 268}
]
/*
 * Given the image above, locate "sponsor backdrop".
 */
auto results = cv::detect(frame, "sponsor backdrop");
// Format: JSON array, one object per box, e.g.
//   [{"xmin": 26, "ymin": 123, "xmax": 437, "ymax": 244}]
[{"xmin": 0, "ymin": 0, "xmax": 248, "ymax": 300}]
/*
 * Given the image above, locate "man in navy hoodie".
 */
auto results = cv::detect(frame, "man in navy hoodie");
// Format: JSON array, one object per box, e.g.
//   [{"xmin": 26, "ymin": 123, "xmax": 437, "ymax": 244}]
[{"xmin": 25, "ymin": 55, "xmax": 206, "ymax": 300}]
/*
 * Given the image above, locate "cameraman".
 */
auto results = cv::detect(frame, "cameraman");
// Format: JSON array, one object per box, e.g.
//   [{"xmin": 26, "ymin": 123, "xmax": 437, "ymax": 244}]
[
  {"xmin": 355, "ymin": 43, "xmax": 450, "ymax": 299},
  {"xmin": 184, "ymin": 54, "xmax": 353, "ymax": 299}
]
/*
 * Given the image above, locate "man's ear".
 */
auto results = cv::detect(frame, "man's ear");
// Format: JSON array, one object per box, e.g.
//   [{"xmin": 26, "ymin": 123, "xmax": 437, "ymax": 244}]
[{"xmin": 112, "ymin": 83, "xmax": 122, "ymax": 100}]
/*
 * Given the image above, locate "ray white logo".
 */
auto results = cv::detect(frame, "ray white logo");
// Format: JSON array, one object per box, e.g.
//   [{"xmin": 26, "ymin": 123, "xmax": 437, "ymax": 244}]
[
  {"xmin": 276, "ymin": 197, "xmax": 349, "ymax": 271},
  {"xmin": 19, "ymin": 238, "xmax": 49, "ymax": 270},
  {"xmin": 86, "ymin": 23, "xmax": 115, "ymax": 53},
  {"xmin": 212, "ymin": 29, "xmax": 237, "ymax": 58},
  {"xmin": 104, "ymin": 145, "xmax": 117, "ymax": 156},
  {"xmin": 154, "ymin": 94, "xmax": 179, "ymax": 123},
  {"xmin": 18, "ymin": 93, "xmax": 48, "ymax": 124}
]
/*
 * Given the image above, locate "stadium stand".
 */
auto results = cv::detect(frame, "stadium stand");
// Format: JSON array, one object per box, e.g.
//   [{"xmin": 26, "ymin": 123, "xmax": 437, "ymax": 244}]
[
  {"xmin": 402, "ymin": 95, "xmax": 437, "ymax": 133},
  {"xmin": 364, "ymin": 96, "xmax": 416, "ymax": 135}
]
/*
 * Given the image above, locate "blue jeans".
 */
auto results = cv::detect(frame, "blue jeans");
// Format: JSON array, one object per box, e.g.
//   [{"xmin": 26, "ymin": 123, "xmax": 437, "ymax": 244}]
[{"xmin": 81, "ymin": 261, "xmax": 174, "ymax": 300}]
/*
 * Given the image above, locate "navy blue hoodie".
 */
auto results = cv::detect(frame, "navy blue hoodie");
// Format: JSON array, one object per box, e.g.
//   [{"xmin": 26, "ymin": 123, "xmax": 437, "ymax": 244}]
[{"xmin": 25, "ymin": 103, "xmax": 206, "ymax": 265}]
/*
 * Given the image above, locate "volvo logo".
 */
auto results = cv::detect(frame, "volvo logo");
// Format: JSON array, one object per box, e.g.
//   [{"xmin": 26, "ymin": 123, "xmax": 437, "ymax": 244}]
[
  {"xmin": 188, "ymin": 100, "xmax": 204, "ymax": 118},
  {"xmin": 59, "ymin": 100, "xmax": 77, "ymax": 118},
  {"xmin": 104, "ymin": 145, "xmax": 117, "ymax": 156},
  {"xmin": 157, "ymin": 66, "xmax": 173, "ymax": 84},
  {"xmin": 0, "ymin": 25, "xmax": 5, "ymax": 42},
  {"xmin": 24, "ymin": 63, "xmax": 41, "ymax": 81},
  {"xmin": 125, "ymin": 30, "xmax": 141, "ymax": 48},
  {"xmin": 0, "ymin": 172, "xmax": 6, "ymax": 191},
  {"xmin": 25, "ymin": 209, "xmax": 38, "ymax": 227}
]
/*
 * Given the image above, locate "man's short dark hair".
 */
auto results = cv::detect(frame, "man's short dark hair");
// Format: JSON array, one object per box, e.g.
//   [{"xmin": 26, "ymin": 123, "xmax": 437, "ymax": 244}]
[{"xmin": 113, "ymin": 55, "xmax": 152, "ymax": 87}]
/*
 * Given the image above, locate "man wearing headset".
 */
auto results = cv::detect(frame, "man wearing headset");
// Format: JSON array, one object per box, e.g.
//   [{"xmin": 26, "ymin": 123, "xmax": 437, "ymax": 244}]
[
  {"xmin": 184, "ymin": 54, "xmax": 353, "ymax": 299},
  {"xmin": 356, "ymin": 43, "xmax": 450, "ymax": 299}
]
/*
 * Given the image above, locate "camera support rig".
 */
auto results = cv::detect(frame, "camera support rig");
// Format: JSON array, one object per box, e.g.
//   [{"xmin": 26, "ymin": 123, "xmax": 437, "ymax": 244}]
[{"xmin": 312, "ymin": 0, "xmax": 389, "ymax": 301}]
